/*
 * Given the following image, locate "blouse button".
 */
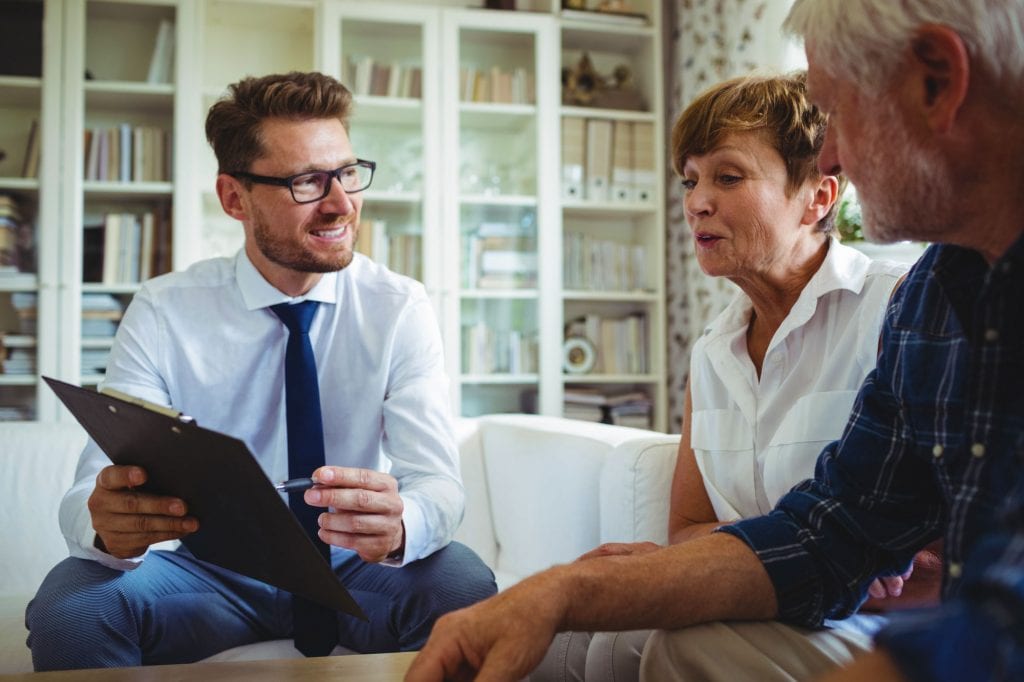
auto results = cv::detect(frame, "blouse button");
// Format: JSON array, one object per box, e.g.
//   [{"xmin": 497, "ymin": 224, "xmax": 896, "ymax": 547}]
[
  {"xmin": 984, "ymin": 328, "xmax": 999, "ymax": 342},
  {"xmin": 948, "ymin": 562, "xmax": 963, "ymax": 579},
  {"xmin": 971, "ymin": 443, "xmax": 986, "ymax": 458},
  {"xmin": 932, "ymin": 444, "xmax": 944, "ymax": 458}
]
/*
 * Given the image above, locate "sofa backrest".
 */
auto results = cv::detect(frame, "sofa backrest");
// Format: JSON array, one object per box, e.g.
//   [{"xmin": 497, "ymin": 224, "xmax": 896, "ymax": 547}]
[{"xmin": 0, "ymin": 421, "xmax": 87, "ymax": 597}]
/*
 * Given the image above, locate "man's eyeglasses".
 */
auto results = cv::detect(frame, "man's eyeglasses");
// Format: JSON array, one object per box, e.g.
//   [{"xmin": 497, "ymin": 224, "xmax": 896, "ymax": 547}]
[{"xmin": 229, "ymin": 159, "xmax": 376, "ymax": 204}]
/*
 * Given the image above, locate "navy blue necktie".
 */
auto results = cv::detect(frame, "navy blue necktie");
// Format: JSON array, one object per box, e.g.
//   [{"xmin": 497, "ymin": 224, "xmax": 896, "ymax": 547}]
[{"xmin": 270, "ymin": 301, "xmax": 338, "ymax": 657}]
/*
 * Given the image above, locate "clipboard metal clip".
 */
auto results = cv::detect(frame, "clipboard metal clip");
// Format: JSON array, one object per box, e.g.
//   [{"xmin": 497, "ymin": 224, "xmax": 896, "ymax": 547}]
[{"xmin": 98, "ymin": 386, "xmax": 196, "ymax": 424}]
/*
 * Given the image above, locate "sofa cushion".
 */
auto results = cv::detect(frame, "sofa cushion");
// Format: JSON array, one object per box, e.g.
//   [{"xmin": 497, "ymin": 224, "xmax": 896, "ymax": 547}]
[{"xmin": 0, "ymin": 422, "xmax": 87, "ymax": 598}]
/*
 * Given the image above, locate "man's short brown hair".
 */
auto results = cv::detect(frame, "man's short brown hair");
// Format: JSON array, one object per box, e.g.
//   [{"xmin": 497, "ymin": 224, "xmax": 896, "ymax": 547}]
[{"xmin": 205, "ymin": 71, "xmax": 354, "ymax": 175}]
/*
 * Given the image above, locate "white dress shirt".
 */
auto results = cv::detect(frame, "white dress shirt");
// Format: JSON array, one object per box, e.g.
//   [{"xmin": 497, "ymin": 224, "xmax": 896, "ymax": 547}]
[
  {"xmin": 60, "ymin": 251, "xmax": 462, "ymax": 571},
  {"xmin": 690, "ymin": 239, "xmax": 908, "ymax": 521}
]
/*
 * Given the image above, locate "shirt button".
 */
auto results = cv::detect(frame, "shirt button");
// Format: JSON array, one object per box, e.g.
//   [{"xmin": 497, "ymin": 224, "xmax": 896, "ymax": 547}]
[
  {"xmin": 949, "ymin": 562, "xmax": 963, "ymax": 579},
  {"xmin": 984, "ymin": 328, "xmax": 999, "ymax": 342},
  {"xmin": 971, "ymin": 443, "xmax": 986, "ymax": 457},
  {"xmin": 1001, "ymin": 261, "xmax": 1012, "ymax": 274},
  {"xmin": 932, "ymin": 444, "xmax": 944, "ymax": 458}
]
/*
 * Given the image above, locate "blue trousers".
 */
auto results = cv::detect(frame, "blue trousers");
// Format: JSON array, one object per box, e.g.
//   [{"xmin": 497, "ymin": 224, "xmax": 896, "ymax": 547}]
[{"xmin": 26, "ymin": 541, "xmax": 495, "ymax": 671}]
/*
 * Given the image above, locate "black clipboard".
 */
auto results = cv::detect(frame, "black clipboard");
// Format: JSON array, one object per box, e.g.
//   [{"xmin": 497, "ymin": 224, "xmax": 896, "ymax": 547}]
[{"xmin": 44, "ymin": 376, "xmax": 366, "ymax": 621}]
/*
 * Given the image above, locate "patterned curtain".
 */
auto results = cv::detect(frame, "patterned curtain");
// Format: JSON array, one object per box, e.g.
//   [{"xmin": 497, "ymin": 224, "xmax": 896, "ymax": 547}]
[{"xmin": 663, "ymin": 0, "xmax": 801, "ymax": 431}]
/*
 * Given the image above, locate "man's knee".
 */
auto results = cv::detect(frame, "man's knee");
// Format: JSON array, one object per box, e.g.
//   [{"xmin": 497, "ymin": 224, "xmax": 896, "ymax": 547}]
[
  {"xmin": 411, "ymin": 542, "xmax": 497, "ymax": 611},
  {"xmin": 26, "ymin": 558, "xmax": 139, "ymax": 669}
]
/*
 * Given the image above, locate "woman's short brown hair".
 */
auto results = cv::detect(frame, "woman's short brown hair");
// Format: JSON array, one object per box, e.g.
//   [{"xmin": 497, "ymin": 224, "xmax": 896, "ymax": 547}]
[
  {"xmin": 670, "ymin": 72, "xmax": 845, "ymax": 232},
  {"xmin": 205, "ymin": 71, "xmax": 354, "ymax": 175}
]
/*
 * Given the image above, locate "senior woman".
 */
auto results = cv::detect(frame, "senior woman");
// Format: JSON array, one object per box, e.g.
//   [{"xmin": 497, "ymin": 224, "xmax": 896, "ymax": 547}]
[{"xmin": 531, "ymin": 72, "xmax": 939, "ymax": 682}]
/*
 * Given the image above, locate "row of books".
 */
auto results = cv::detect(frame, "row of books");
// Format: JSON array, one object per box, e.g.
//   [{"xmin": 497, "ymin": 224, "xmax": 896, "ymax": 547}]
[
  {"xmin": 461, "ymin": 322, "xmax": 539, "ymax": 375},
  {"xmin": 0, "ymin": 194, "xmax": 34, "ymax": 276},
  {"xmin": 83, "ymin": 211, "xmax": 171, "ymax": 285},
  {"xmin": 1, "ymin": 345, "xmax": 35, "ymax": 375},
  {"xmin": 354, "ymin": 220, "xmax": 424, "ymax": 281},
  {"xmin": 83, "ymin": 125, "xmax": 171, "ymax": 183},
  {"xmin": 465, "ymin": 221, "xmax": 537, "ymax": 290},
  {"xmin": 565, "ymin": 313, "xmax": 648, "ymax": 375},
  {"xmin": 460, "ymin": 66, "xmax": 535, "ymax": 105},
  {"xmin": 563, "ymin": 118, "xmax": 655, "ymax": 203},
  {"xmin": 344, "ymin": 57, "xmax": 423, "ymax": 99},
  {"xmin": 81, "ymin": 293, "xmax": 125, "ymax": 339},
  {"xmin": 563, "ymin": 231, "xmax": 648, "ymax": 292}
]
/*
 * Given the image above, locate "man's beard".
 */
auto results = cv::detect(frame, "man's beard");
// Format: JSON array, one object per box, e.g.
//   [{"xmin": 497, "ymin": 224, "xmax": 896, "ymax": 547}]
[
  {"xmin": 251, "ymin": 207, "xmax": 353, "ymax": 274},
  {"xmin": 856, "ymin": 101, "xmax": 955, "ymax": 245}
]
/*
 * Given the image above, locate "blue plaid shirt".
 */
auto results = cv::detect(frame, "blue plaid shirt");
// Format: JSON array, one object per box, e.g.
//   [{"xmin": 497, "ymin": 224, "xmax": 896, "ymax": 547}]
[{"xmin": 723, "ymin": 233, "xmax": 1024, "ymax": 681}]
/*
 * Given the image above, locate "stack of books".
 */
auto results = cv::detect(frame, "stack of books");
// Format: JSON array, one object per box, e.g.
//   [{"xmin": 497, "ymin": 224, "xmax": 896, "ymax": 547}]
[
  {"xmin": 466, "ymin": 222, "xmax": 537, "ymax": 290},
  {"xmin": 81, "ymin": 293, "xmax": 124, "ymax": 339},
  {"xmin": 0, "ymin": 194, "xmax": 34, "ymax": 281},
  {"xmin": 563, "ymin": 387, "xmax": 652, "ymax": 428}
]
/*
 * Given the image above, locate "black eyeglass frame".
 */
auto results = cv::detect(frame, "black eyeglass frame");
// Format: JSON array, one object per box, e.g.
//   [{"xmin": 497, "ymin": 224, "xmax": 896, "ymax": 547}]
[{"xmin": 229, "ymin": 159, "xmax": 377, "ymax": 204}]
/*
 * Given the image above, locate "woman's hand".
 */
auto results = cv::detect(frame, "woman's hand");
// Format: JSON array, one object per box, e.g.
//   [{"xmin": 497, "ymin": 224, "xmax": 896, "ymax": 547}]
[
  {"xmin": 861, "ymin": 541, "xmax": 944, "ymax": 612},
  {"xmin": 575, "ymin": 541, "xmax": 662, "ymax": 562}
]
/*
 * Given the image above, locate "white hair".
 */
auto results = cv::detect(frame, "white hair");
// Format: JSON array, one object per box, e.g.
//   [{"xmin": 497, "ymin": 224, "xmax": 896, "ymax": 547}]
[{"xmin": 784, "ymin": 0, "xmax": 1024, "ymax": 92}]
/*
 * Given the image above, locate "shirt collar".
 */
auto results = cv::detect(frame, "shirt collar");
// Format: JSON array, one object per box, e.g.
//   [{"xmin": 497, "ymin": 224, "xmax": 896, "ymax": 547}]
[
  {"xmin": 704, "ymin": 237, "xmax": 870, "ymax": 342},
  {"xmin": 234, "ymin": 249, "xmax": 339, "ymax": 311}
]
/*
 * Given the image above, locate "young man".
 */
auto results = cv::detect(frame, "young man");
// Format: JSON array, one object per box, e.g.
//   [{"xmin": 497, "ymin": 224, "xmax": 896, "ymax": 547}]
[
  {"xmin": 26, "ymin": 72, "xmax": 496, "ymax": 670},
  {"xmin": 405, "ymin": 2, "xmax": 1024, "ymax": 681}
]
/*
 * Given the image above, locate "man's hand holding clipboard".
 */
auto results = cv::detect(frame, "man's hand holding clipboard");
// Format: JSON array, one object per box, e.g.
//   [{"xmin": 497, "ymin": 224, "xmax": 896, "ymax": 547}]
[{"xmin": 44, "ymin": 377, "xmax": 366, "ymax": 620}]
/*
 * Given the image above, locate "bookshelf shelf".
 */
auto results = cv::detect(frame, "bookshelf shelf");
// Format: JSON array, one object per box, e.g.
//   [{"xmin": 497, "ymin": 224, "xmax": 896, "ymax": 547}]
[
  {"xmin": 84, "ymin": 82, "xmax": 174, "ymax": 111},
  {"xmin": 0, "ymin": 334, "xmax": 36, "ymax": 348},
  {"xmin": 80, "ymin": 337, "xmax": 115, "ymax": 349},
  {"xmin": 0, "ymin": 376, "xmax": 36, "ymax": 387},
  {"xmin": 0, "ymin": 179, "xmax": 40, "ymax": 192},
  {"xmin": 460, "ymin": 289, "xmax": 539, "ymax": 300},
  {"xmin": 82, "ymin": 181, "xmax": 173, "ymax": 198},
  {"xmin": 562, "ymin": 200, "xmax": 658, "ymax": 216},
  {"xmin": 0, "ymin": 78, "xmax": 42, "ymax": 107},
  {"xmin": 560, "ymin": 106, "xmax": 657, "ymax": 123},
  {"xmin": 0, "ymin": 276, "xmax": 39, "ymax": 292},
  {"xmin": 561, "ymin": 23, "xmax": 654, "ymax": 51},
  {"xmin": 460, "ymin": 194, "xmax": 537, "ymax": 207},
  {"xmin": 562, "ymin": 290, "xmax": 659, "ymax": 302},
  {"xmin": 363, "ymin": 190, "xmax": 423, "ymax": 205},
  {"xmin": 564, "ymin": 373, "xmax": 659, "ymax": 384},
  {"xmin": 460, "ymin": 373, "xmax": 539, "ymax": 385}
]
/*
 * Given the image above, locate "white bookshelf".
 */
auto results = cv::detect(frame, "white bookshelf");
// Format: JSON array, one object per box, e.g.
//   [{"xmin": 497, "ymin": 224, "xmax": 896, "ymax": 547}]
[{"xmin": 7, "ymin": 0, "xmax": 668, "ymax": 430}]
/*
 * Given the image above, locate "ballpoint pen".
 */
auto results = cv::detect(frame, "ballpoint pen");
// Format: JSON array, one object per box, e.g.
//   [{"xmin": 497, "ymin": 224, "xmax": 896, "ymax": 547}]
[{"xmin": 274, "ymin": 477, "xmax": 317, "ymax": 493}]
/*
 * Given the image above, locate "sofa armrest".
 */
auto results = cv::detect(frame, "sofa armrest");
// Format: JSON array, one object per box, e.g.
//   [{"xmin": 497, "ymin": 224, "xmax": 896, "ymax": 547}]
[
  {"xmin": 473, "ymin": 415, "xmax": 664, "ymax": 587},
  {"xmin": 600, "ymin": 435, "xmax": 681, "ymax": 546}
]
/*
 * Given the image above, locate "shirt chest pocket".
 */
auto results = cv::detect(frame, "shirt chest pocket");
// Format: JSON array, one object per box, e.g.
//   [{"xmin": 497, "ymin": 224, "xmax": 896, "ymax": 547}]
[{"xmin": 769, "ymin": 390, "xmax": 859, "ymax": 447}]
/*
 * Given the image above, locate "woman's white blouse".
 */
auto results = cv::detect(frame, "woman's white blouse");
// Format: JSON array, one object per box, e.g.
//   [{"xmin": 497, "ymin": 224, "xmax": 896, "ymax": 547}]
[{"xmin": 690, "ymin": 240, "xmax": 908, "ymax": 521}]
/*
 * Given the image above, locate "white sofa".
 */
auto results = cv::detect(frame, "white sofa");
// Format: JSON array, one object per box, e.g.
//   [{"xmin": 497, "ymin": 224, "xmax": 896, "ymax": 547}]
[{"xmin": 0, "ymin": 414, "xmax": 679, "ymax": 673}]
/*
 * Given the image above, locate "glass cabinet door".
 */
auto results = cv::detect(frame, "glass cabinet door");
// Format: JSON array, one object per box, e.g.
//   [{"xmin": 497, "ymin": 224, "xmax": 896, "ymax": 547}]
[
  {"xmin": 442, "ymin": 10, "xmax": 558, "ymax": 418},
  {"xmin": 196, "ymin": 0, "xmax": 317, "ymax": 263},
  {"xmin": 332, "ymin": 5, "xmax": 438, "ymax": 290},
  {"xmin": 70, "ymin": 0, "xmax": 179, "ymax": 389},
  {"xmin": 0, "ymin": 0, "xmax": 46, "ymax": 419}
]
